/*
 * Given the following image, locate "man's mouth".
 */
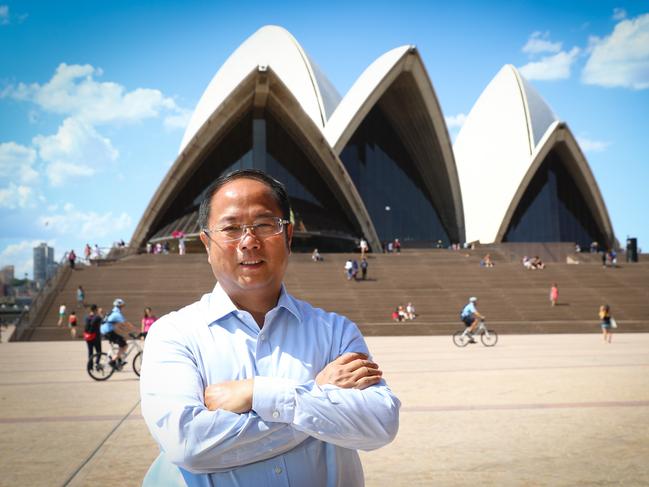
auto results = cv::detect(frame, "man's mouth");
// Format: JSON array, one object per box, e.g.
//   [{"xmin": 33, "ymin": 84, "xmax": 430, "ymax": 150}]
[{"xmin": 240, "ymin": 260, "xmax": 263, "ymax": 266}]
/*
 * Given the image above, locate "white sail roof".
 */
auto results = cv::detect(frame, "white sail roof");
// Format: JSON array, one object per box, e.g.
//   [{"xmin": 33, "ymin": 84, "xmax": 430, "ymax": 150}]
[
  {"xmin": 324, "ymin": 45, "xmax": 411, "ymax": 151},
  {"xmin": 454, "ymin": 65, "xmax": 558, "ymax": 243},
  {"xmin": 179, "ymin": 25, "xmax": 341, "ymax": 153}
]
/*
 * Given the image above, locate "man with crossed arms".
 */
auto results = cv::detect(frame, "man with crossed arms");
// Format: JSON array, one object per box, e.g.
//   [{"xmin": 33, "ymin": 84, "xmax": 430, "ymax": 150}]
[{"xmin": 140, "ymin": 169, "xmax": 400, "ymax": 486}]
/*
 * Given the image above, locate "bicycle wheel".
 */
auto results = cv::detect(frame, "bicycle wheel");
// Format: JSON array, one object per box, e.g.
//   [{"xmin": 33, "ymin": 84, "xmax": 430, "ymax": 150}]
[
  {"xmin": 481, "ymin": 329, "xmax": 498, "ymax": 347},
  {"xmin": 132, "ymin": 351, "xmax": 143, "ymax": 377},
  {"xmin": 87, "ymin": 353, "xmax": 115, "ymax": 381},
  {"xmin": 453, "ymin": 331, "xmax": 470, "ymax": 347}
]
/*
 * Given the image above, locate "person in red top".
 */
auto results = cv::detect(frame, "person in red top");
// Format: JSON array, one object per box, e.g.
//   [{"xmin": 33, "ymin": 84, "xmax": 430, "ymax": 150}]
[
  {"xmin": 68, "ymin": 310, "xmax": 78, "ymax": 339},
  {"xmin": 141, "ymin": 307, "xmax": 157, "ymax": 338},
  {"xmin": 68, "ymin": 249, "xmax": 77, "ymax": 269},
  {"xmin": 550, "ymin": 283, "xmax": 559, "ymax": 306}
]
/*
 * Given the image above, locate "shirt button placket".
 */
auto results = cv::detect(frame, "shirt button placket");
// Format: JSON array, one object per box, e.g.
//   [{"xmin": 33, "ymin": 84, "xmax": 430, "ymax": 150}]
[{"xmin": 270, "ymin": 456, "xmax": 289, "ymax": 487}]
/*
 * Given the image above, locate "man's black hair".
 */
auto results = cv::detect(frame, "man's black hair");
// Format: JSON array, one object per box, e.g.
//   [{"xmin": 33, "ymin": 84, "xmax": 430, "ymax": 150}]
[{"xmin": 197, "ymin": 169, "xmax": 291, "ymax": 230}]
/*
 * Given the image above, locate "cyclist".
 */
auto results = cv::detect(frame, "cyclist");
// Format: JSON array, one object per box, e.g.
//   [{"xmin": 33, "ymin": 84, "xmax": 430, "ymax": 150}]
[
  {"xmin": 100, "ymin": 298, "xmax": 137, "ymax": 367},
  {"xmin": 460, "ymin": 296, "xmax": 485, "ymax": 343}
]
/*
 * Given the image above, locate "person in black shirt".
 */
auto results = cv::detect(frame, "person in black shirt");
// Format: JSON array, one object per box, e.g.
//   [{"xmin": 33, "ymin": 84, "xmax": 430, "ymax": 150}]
[{"xmin": 84, "ymin": 304, "xmax": 103, "ymax": 368}]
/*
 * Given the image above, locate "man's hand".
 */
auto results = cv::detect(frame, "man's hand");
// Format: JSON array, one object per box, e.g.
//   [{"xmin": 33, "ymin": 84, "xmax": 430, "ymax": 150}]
[
  {"xmin": 316, "ymin": 353, "xmax": 382, "ymax": 390},
  {"xmin": 204, "ymin": 379, "xmax": 254, "ymax": 413}
]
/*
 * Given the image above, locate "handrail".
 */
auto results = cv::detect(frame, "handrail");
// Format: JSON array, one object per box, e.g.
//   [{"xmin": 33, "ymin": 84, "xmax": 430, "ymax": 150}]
[
  {"xmin": 10, "ymin": 245, "xmax": 143, "ymax": 341},
  {"xmin": 12, "ymin": 255, "xmax": 72, "ymax": 341}
]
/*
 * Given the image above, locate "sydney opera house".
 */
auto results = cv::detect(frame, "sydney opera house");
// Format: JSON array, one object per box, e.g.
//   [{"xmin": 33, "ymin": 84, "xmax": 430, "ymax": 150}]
[{"xmin": 131, "ymin": 26, "xmax": 615, "ymax": 253}]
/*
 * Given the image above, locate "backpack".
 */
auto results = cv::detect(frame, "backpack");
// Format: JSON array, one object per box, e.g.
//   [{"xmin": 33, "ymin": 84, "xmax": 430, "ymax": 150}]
[
  {"xmin": 99, "ymin": 313, "xmax": 113, "ymax": 335},
  {"xmin": 460, "ymin": 305, "xmax": 468, "ymax": 319}
]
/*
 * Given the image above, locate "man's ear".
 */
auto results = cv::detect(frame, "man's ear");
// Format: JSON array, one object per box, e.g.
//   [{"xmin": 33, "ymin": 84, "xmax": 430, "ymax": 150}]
[
  {"xmin": 286, "ymin": 223, "xmax": 293, "ymax": 253},
  {"xmin": 199, "ymin": 232, "xmax": 212, "ymax": 263}
]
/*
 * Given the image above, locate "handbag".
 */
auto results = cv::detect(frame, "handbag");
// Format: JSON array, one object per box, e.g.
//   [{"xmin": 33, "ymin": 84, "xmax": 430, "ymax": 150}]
[
  {"xmin": 83, "ymin": 331, "xmax": 97, "ymax": 342},
  {"xmin": 610, "ymin": 317, "xmax": 618, "ymax": 329}
]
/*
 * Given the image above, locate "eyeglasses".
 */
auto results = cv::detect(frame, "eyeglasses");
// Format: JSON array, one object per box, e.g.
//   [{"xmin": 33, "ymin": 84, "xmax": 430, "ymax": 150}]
[{"xmin": 203, "ymin": 216, "xmax": 290, "ymax": 243}]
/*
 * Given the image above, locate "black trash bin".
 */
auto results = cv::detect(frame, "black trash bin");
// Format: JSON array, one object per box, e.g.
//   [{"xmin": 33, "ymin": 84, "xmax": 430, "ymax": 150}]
[{"xmin": 626, "ymin": 238, "xmax": 638, "ymax": 262}]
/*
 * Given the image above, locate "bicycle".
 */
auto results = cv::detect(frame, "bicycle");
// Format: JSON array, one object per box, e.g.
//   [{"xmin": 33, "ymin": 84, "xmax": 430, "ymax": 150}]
[
  {"xmin": 87, "ymin": 332, "xmax": 144, "ymax": 381},
  {"xmin": 453, "ymin": 320, "xmax": 498, "ymax": 347}
]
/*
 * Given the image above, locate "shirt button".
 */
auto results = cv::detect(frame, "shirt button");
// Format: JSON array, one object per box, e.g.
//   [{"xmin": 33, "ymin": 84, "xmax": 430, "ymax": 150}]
[
  {"xmin": 274, "ymin": 466, "xmax": 282, "ymax": 475},
  {"xmin": 259, "ymin": 334, "xmax": 266, "ymax": 341},
  {"xmin": 272, "ymin": 410, "xmax": 280, "ymax": 419}
]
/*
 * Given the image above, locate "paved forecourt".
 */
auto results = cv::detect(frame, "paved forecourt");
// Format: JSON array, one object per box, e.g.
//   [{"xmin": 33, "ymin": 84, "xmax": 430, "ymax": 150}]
[{"xmin": 1, "ymin": 333, "xmax": 648, "ymax": 487}]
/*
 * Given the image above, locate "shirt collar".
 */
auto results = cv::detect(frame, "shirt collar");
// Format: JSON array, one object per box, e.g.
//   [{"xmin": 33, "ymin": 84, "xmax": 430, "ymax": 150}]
[{"xmin": 204, "ymin": 282, "xmax": 303, "ymax": 326}]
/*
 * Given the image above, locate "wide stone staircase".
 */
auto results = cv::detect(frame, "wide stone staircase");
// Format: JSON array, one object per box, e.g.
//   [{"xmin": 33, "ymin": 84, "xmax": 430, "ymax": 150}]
[{"xmin": 19, "ymin": 249, "xmax": 649, "ymax": 340}]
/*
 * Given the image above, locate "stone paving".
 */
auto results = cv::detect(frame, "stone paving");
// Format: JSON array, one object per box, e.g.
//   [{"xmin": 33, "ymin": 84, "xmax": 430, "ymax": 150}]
[{"xmin": 1, "ymin": 333, "xmax": 648, "ymax": 486}]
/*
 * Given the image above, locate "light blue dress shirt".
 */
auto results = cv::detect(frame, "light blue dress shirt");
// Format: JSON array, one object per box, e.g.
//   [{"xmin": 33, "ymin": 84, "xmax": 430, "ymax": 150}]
[{"xmin": 140, "ymin": 283, "xmax": 400, "ymax": 487}]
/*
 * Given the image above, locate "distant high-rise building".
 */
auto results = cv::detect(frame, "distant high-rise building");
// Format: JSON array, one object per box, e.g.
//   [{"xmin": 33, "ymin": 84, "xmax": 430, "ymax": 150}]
[
  {"xmin": 0, "ymin": 265, "xmax": 14, "ymax": 283},
  {"xmin": 0, "ymin": 265, "xmax": 14, "ymax": 296},
  {"xmin": 33, "ymin": 243, "xmax": 55, "ymax": 284}
]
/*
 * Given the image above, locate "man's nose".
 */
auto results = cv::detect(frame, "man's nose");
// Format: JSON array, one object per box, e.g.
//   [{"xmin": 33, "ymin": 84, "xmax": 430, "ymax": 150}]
[{"xmin": 238, "ymin": 227, "xmax": 261, "ymax": 249}]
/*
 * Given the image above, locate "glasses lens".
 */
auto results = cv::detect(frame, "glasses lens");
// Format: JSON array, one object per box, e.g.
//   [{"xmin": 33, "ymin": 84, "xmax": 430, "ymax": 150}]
[
  {"xmin": 212, "ymin": 217, "xmax": 283, "ymax": 242},
  {"xmin": 253, "ymin": 218, "xmax": 282, "ymax": 238}
]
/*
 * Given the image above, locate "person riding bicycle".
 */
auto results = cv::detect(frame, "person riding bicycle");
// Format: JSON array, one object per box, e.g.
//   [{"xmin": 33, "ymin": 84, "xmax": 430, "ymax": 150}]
[
  {"xmin": 100, "ymin": 298, "xmax": 137, "ymax": 367},
  {"xmin": 460, "ymin": 296, "xmax": 485, "ymax": 343}
]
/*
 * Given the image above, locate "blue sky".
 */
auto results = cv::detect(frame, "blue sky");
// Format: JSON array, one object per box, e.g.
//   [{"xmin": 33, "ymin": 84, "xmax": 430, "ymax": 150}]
[{"xmin": 1, "ymin": 1, "xmax": 648, "ymax": 277}]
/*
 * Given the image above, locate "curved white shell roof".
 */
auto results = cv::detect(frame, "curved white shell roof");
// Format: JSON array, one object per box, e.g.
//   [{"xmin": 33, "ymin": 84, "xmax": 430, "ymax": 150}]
[
  {"xmin": 324, "ymin": 45, "xmax": 412, "ymax": 150},
  {"xmin": 454, "ymin": 65, "xmax": 559, "ymax": 243},
  {"xmin": 179, "ymin": 25, "xmax": 341, "ymax": 153}
]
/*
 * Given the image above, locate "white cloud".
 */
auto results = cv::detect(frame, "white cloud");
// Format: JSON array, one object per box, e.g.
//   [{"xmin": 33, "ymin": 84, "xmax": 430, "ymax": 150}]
[
  {"xmin": 445, "ymin": 113, "xmax": 467, "ymax": 129},
  {"xmin": 164, "ymin": 109, "xmax": 192, "ymax": 130},
  {"xmin": 0, "ymin": 183, "xmax": 33, "ymax": 209},
  {"xmin": 3, "ymin": 63, "xmax": 180, "ymax": 124},
  {"xmin": 612, "ymin": 8, "xmax": 627, "ymax": 21},
  {"xmin": 0, "ymin": 141, "xmax": 38, "ymax": 183},
  {"xmin": 0, "ymin": 5, "xmax": 8, "ymax": 25},
  {"xmin": 33, "ymin": 117, "xmax": 118, "ymax": 186},
  {"xmin": 522, "ymin": 31, "xmax": 562, "ymax": 54},
  {"xmin": 582, "ymin": 13, "xmax": 649, "ymax": 89},
  {"xmin": 519, "ymin": 47, "xmax": 581, "ymax": 80},
  {"xmin": 38, "ymin": 204, "xmax": 132, "ymax": 238},
  {"xmin": 577, "ymin": 136, "xmax": 611, "ymax": 153}
]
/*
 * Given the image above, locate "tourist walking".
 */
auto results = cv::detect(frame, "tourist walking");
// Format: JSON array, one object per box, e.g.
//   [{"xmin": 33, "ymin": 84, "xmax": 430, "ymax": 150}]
[
  {"xmin": 84, "ymin": 243, "xmax": 91, "ymax": 262},
  {"xmin": 359, "ymin": 238, "xmax": 368, "ymax": 258},
  {"xmin": 57, "ymin": 304, "xmax": 66, "ymax": 327},
  {"xmin": 68, "ymin": 249, "xmax": 77, "ymax": 269},
  {"xmin": 360, "ymin": 257, "xmax": 368, "ymax": 280},
  {"xmin": 68, "ymin": 310, "xmax": 78, "ymax": 339},
  {"xmin": 344, "ymin": 259, "xmax": 353, "ymax": 280},
  {"xmin": 599, "ymin": 304, "xmax": 615, "ymax": 343},
  {"xmin": 351, "ymin": 259, "xmax": 359, "ymax": 280},
  {"xmin": 550, "ymin": 283, "xmax": 559, "ymax": 306},
  {"xmin": 92, "ymin": 244, "xmax": 102, "ymax": 260},
  {"xmin": 84, "ymin": 304, "xmax": 103, "ymax": 367},
  {"xmin": 141, "ymin": 307, "xmax": 157, "ymax": 338},
  {"xmin": 76, "ymin": 285, "xmax": 85, "ymax": 308}
]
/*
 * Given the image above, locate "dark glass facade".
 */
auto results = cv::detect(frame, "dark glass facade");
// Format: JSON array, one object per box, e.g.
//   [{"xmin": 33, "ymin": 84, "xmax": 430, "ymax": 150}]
[
  {"xmin": 150, "ymin": 111, "xmax": 359, "ymax": 251},
  {"xmin": 339, "ymin": 105, "xmax": 450, "ymax": 245},
  {"xmin": 504, "ymin": 150, "xmax": 606, "ymax": 247}
]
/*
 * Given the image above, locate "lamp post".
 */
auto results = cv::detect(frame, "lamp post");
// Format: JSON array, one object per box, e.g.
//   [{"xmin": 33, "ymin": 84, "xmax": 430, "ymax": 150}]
[{"xmin": 385, "ymin": 206, "xmax": 391, "ymax": 249}]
